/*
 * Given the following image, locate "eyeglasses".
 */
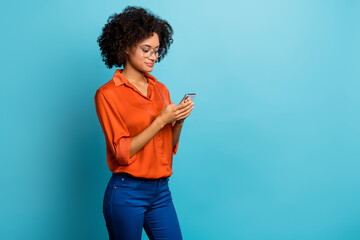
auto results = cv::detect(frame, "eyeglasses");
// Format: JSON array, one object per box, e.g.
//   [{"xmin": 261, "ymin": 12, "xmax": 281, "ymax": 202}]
[{"xmin": 139, "ymin": 45, "xmax": 165, "ymax": 59}]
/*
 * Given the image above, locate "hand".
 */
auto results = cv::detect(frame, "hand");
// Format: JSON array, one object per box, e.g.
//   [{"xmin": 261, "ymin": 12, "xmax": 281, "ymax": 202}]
[
  {"xmin": 178, "ymin": 98, "xmax": 195, "ymax": 122},
  {"xmin": 158, "ymin": 98, "xmax": 194, "ymax": 125}
]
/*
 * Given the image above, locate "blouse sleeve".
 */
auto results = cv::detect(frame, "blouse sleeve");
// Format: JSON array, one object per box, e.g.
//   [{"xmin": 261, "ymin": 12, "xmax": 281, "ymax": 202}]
[
  {"xmin": 94, "ymin": 90, "xmax": 137, "ymax": 165},
  {"xmin": 163, "ymin": 86, "xmax": 180, "ymax": 155},
  {"xmin": 171, "ymin": 121, "xmax": 180, "ymax": 155}
]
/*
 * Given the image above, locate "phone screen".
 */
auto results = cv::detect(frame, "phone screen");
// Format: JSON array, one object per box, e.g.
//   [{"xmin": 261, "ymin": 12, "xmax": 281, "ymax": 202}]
[{"xmin": 179, "ymin": 93, "xmax": 196, "ymax": 104}]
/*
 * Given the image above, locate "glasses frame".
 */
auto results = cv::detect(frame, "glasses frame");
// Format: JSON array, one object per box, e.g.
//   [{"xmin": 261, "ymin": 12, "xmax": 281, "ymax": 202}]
[{"xmin": 139, "ymin": 45, "xmax": 165, "ymax": 59}]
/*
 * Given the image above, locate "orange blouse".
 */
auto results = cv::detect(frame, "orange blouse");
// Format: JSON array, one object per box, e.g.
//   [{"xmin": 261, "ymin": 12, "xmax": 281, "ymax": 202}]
[{"xmin": 94, "ymin": 69, "xmax": 179, "ymax": 179}]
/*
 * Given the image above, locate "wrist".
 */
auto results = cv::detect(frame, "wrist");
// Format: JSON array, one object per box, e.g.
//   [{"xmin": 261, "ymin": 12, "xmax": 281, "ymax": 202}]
[
  {"xmin": 175, "ymin": 120, "xmax": 184, "ymax": 126},
  {"xmin": 155, "ymin": 115, "xmax": 166, "ymax": 129}
]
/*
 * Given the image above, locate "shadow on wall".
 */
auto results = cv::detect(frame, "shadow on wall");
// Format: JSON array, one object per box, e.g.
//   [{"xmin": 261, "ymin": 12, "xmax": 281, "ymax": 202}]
[{"xmin": 42, "ymin": 48, "xmax": 110, "ymax": 239}]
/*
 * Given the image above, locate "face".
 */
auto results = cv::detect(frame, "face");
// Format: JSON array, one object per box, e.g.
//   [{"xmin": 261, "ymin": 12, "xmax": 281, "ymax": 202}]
[{"xmin": 125, "ymin": 32, "xmax": 160, "ymax": 72}]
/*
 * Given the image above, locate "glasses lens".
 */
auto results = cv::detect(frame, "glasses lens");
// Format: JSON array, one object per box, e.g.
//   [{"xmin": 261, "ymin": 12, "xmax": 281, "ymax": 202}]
[
  {"xmin": 142, "ymin": 50, "xmax": 150, "ymax": 58},
  {"xmin": 156, "ymin": 48, "xmax": 164, "ymax": 58},
  {"xmin": 141, "ymin": 47, "xmax": 165, "ymax": 58}
]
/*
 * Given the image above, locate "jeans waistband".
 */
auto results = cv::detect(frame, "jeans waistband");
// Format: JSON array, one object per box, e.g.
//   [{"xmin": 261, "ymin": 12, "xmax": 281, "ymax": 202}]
[{"xmin": 112, "ymin": 172, "xmax": 169, "ymax": 183}]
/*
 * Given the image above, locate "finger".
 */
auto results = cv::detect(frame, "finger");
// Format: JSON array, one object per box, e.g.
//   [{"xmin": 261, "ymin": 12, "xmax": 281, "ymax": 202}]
[
  {"xmin": 181, "ymin": 109, "xmax": 192, "ymax": 118},
  {"xmin": 177, "ymin": 102, "xmax": 194, "ymax": 114},
  {"xmin": 180, "ymin": 101, "xmax": 194, "ymax": 109},
  {"xmin": 176, "ymin": 111, "xmax": 192, "ymax": 121},
  {"xmin": 179, "ymin": 99, "xmax": 192, "ymax": 107},
  {"xmin": 174, "ymin": 104, "xmax": 184, "ymax": 111},
  {"xmin": 175, "ymin": 101, "xmax": 193, "ymax": 117},
  {"xmin": 178, "ymin": 105, "xmax": 193, "ymax": 117},
  {"xmin": 176, "ymin": 106, "xmax": 193, "ymax": 119}
]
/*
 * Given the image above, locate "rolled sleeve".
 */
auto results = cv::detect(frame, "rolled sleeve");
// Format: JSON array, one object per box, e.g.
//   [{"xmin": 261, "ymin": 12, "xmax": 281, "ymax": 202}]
[
  {"xmin": 171, "ymin": 122, "xmax": 180, "ymax": 155},
  {"xmin": 166, "ymin": 85, "xmax": 180, "ymax": 156},
  {"xmin": 95, "ymin": 90, "xmax": 136, "ymax": 165}
]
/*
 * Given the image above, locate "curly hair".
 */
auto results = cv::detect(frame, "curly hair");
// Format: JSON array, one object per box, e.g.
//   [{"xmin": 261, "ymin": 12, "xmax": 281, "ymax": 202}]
[{"xmin": 97, "ymin": 6, "xmax": 174, "ymax": 69}]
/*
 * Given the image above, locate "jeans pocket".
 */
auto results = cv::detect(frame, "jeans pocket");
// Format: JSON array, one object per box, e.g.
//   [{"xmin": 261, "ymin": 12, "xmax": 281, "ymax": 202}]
[{"xmin": 113, "ymin": 176, "xmax": 139, "ymax": 189}]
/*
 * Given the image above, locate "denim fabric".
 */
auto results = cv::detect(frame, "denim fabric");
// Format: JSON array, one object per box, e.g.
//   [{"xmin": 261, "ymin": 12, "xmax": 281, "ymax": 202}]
[{"xmin": 103, "ymin": 173, "xmax": 183, "ymax": 240}]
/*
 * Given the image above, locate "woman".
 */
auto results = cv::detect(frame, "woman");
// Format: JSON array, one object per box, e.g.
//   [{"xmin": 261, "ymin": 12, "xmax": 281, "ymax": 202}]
[{"xmin": 94, "ymin": 6, "xmax": 194, "ymax": 240}]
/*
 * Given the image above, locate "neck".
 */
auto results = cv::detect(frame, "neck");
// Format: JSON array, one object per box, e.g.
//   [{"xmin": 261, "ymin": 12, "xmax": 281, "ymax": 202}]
[{"xmin": 122, "ymin": 64, "xmax": 147, "ymax": 84}]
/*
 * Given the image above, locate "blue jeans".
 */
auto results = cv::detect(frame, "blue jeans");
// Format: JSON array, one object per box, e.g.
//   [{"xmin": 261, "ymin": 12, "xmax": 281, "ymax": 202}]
[{"xmin": 103, "ymin": 173, "xmax": 183, "ymax": 240}]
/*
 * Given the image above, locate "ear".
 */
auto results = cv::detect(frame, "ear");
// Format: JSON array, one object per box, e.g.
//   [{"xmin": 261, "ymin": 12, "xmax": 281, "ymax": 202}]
[
  {"xmin": 125, "ymin": 46, "xmax": 132, "ymax": 55},
  {"xmin": 126, "ymin": 45, "xmax": 137, "ymax": 55}
]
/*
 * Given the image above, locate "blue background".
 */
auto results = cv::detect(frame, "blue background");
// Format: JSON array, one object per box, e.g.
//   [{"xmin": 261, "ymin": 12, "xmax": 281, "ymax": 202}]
[{"xmin": 1, "ymin": 0, "xmax": 359, "ymax": 239}]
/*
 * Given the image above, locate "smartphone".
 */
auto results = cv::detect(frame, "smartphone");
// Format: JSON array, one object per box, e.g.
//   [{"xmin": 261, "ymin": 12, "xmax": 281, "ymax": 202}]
[{"xmin": 179, "ymin": 93, "xmax": 196, "ymax": 104}]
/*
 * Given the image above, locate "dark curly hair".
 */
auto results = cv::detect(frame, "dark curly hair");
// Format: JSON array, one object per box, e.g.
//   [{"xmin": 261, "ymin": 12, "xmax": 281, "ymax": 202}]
[{"xmin": 97, "ymin": 6, "xmax": 174, "ymax": 69}]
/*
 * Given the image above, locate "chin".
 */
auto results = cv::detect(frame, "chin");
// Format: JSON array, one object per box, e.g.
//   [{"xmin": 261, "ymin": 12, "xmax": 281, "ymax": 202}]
[{"xmin": 145, "ymin": 66, "xmax": 154, "ymax": 72}]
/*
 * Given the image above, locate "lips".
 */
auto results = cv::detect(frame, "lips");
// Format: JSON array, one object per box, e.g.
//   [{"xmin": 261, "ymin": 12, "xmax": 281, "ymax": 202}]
[{"xmin": 146, "ymin": 62, "xmax": 154, "ymax": 67}]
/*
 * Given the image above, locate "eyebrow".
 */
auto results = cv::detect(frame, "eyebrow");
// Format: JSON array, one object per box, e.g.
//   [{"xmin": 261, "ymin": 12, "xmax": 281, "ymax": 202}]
[{"xmin": 142, "ymin": 44, "xmax": 160, "ymax": 48}]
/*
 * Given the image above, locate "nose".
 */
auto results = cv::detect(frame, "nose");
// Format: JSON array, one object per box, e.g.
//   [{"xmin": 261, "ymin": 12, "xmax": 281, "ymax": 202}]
[{"xmin": 149, "ymin": 53, "xmax": 157, "ymax": 61}]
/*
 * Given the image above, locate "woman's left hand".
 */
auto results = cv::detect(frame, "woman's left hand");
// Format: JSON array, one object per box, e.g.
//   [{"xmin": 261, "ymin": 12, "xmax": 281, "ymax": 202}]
[{"xmin": 175, "ymin": 98, "xmax": 194, "ymax": 123}]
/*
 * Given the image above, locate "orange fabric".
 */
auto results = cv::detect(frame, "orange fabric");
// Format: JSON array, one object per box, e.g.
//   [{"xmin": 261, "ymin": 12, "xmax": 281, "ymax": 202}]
[{"xmin": 94, "ymin": 69, "xmax": 179, "ymax": 179}]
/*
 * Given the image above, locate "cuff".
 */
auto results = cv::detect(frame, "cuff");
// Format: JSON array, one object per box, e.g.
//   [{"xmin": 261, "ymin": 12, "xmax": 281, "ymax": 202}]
[
  {"xmin": 114, "ymin": 137, "xmax": 136, "ymax": 165},
  {"xmin": 172, "ymin": 122, "xmax": 179, "ymax": 155},
  {"xmin": 172, "ymin": 140, "xmax": 179, "ymax": 155}
]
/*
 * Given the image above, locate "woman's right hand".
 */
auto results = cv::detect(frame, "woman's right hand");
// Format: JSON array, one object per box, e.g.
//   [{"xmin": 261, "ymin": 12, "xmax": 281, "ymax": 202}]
[{"xmin": 158, "ymin": 99, "xmax": 194, "ymax": 125}]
